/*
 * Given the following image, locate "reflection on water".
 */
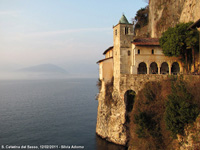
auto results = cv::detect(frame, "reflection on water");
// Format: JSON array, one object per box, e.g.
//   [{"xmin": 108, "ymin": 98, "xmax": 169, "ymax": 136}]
[{"xmin": 95, "ymin": 135, "xmax": 127, "ymax": 150}]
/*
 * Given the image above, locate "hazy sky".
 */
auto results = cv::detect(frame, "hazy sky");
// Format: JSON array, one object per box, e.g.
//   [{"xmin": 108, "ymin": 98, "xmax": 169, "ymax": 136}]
[{"xmin": 0, "ymin": 0, "xmax": 147, "ymax": 77}]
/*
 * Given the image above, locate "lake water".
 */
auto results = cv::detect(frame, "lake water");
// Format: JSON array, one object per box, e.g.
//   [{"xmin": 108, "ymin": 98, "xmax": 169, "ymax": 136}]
[{"xmin": 0, "ymin": 78, "xmax": 126, "ymax": 150}]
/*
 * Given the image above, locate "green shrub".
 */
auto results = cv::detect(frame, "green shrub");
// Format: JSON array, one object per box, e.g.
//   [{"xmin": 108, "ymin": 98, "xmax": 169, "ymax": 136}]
[
  {"xmin": 134, "ymin": 111, "xmax": 151, "ymax": 138},
  {"xmin": 134, "ymin": 6, "xmax": 149, "ymax": 29},
  {"xmin": 143, "ymin": 85, "xmax": 156, "ymax": 102},
  {"xmin": 165, "ymin": 79, "xmax": 199, "ymax": 138}
]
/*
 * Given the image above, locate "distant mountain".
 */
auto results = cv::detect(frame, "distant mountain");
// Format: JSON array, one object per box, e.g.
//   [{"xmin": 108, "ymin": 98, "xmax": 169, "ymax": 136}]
[{"xmin": 18, "ymin": 64, "xmax": 67, "ymax": 73}]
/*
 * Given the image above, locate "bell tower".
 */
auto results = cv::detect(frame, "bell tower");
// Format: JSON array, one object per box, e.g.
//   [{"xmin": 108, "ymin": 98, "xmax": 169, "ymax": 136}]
[{"xmin": 113, "ymin": 14, "xmax": 134, "ymax": 89}]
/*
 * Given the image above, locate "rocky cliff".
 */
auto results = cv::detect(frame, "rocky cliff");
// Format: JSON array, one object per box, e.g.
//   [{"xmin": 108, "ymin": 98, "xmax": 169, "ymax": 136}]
[
  {"xmin": 136, "ymin": 0, "xmax": 200, "ymax": 38},
  {"xmin": 96, "ymin": 80, "xmax": 127, "ymax": 146},
  {"xmin": 177, "ymin": 115, "xmax": 200, "ymax": 150},
  {"xmin": 96, "ymin": 75, "xmax": 169, "ymax": 146}
]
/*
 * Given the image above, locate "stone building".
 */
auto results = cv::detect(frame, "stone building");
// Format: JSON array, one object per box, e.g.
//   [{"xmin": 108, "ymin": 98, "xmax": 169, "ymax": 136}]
[
  {"xmin": 96, "ymin": 15, "xmax": 183, "ymax": 146},
  {"xmin": 97, "ymin": 14, "xmax": 183, "ymax": 85}
]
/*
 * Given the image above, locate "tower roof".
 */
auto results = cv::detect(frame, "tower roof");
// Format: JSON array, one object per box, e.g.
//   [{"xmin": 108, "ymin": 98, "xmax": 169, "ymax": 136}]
[{"xmin": 119, "ymin": 14, "xmax": 130, "ymax": 24}]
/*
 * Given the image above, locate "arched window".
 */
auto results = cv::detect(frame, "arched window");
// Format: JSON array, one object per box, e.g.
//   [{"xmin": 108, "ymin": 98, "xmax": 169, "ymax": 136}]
[
  {"xmin": 124, "ymin": 90, "xmax": 135, "ymax": 113},
  {"xmin": 125, "ymin": 27, "xmax": 129, "ymax": 35},
  {"xmin": 171, "ymin": 62, "xmax": 180, "ymax": 75},
  {"xmin": 160, "ymin": 62, "xmax": 169, "ymax": 74},
  {"xmin": 150, "ymin": 62, "xmax": 158, "ymax": 74},
  {"xmin": 138, "ymin": 62, "xmax": 147, "ymax": 74}
]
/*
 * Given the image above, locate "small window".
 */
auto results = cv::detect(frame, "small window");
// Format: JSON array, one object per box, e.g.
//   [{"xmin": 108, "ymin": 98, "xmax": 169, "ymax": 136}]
[
  {"xmin": 152, "ymin": 49, "xmax": 154, "ymax": 54},
  {"xmin": 125, "ymin": 27, "xmax": 129, "ymax": 35},
  {"xmin": 115, "ymin": 29, "xmax": 117, "ymax": 35},
  {"xmin": 128, "ymin": 50, "xmax": 131, "ymax": 56},
  {"xmin": 138, "ymin": 49, "xmax": 140, "ymax": 54}
]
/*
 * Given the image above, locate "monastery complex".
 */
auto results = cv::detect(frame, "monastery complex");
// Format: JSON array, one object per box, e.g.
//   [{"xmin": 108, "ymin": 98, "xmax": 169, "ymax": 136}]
[
  {"xmin": 97, "ymin": 14, "xmax": 183, "ymax": 84},
  {"xmin": 96, "ymin": 15, "xmax": 200, "ymax": 146}
]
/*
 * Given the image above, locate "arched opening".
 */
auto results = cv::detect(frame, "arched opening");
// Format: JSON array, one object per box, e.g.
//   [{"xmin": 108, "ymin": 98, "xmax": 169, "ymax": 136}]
[
  {"xmin": 125, "ymin": 27, "xmax": 129, "ymax": 35},
  {"xmin": 138, "ymin": 62, "xmax": 147, "ymax": 74},
  {"xmin": 171, "ymin": 62, "xmax": 180, "ymax": 75},
  {"xmin": 160, "ymin": 62, "xmax": 169, "ymax": 74},
  {"xmin": 124, "ymin": 90, "xmax": 136, "ymax": 114},
  {"xmin": 150, "ymin": 62, "xmax": 158, "ymax": 74},
  {"xmin": 124, "ymin": 90, "xmax": 136, "ymax": 145}
]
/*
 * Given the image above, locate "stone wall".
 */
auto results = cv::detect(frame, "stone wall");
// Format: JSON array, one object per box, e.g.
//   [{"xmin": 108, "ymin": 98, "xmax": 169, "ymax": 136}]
[
  {"xmin": 102, "ymin": 59, "xmax": 113, "ymax": 83},
  {"xmin": 120, "ymin": 74, "xmax": 168, "ymax": 95}
]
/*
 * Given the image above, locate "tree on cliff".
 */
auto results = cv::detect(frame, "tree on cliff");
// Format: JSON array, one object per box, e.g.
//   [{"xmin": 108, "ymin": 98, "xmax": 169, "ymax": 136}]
[
  {"xmin": 165, "ymin": 78, "xmax": 199, "ymax": 138},
  {"xmin": 159, "ymin": 22, "xmax": 199, "ymax": 72},
  {"xmin": 133, "ymin": 6, "xmax": 149, "ymax": 29}
]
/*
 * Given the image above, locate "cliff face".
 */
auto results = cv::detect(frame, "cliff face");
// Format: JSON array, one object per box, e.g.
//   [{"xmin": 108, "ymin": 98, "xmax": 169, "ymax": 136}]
[
  {"xmin": 96, "ymin": 81, "xmax": 127, "ymax": 146},
  {"xmin": 144, "ymin": 0, "xmax": 200, "ymax": 38},
  {"xmin": 177, "ymin": 115, "xmax": 200, "ymax": 150},
  {"xmin": 180, "ymin": 0, "xmax": 200, "ymax": 23}
]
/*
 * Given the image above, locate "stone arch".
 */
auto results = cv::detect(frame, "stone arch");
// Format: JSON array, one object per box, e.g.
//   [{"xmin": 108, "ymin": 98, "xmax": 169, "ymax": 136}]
[
  {"xmin": 171, "ymin": 62, "xmax": 180, "ymax": 75},
  {"xmin": 160, "ymin": 62, "xmax": 169, "ymax": 74},
  {"xmin": 138, "ymin": 62, "xmax": 147, "ymax": 74},
  {"xmin": 124, "ymin": 90, "xmax": 136, "ymax": 114},
  {"xmin": 124, "ymin": 89, "xmax": 136, "ymax": 144},
  {"xmin": 150, "ymin": 62, "xmax": 158, "ymax": 74}
]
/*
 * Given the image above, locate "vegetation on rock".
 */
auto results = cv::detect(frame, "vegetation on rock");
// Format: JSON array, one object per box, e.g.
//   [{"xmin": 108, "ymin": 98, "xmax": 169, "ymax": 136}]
[
  {"xmin": 165, "ymin": 77, "xmax": 199, "ymax": 139},
  {"xmin": 129, "ymin": 76, "xmax": 200, "ymax": 150},
  {"xmin": 130, "ymin": 81, "xmax": 167, "ymax": 149},
  {"xmin": 104, "ymin": 78, "xmax": 115, "ymax": 106},
  {"xmin": 159, "ymin": 22, "xmax": 199, "ymax": 72},
  {"xmin": 134, "ymin": 6, "xmax": 149, "ymax": 30}
]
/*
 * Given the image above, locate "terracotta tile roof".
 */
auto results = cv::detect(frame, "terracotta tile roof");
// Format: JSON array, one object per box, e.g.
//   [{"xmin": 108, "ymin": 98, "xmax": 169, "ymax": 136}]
[
  {"xmin": 96, "ymin": 57, "xmax": 113, "ymax": 64},
  {"xmin": 103, "ymin": 46, "xmax": 113, "ymax": 55},
  {"xmin": 132, "ymin": 38, "xmax": 160, "ymax": 46}
]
